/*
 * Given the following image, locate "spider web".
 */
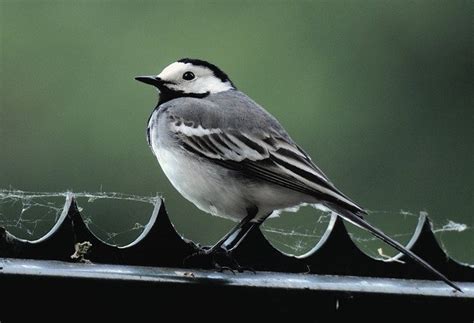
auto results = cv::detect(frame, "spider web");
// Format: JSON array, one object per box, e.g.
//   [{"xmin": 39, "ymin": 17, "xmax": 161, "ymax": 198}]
[
  {"xmin": 0, "ymin": 189, "xmax": 471, "ymax": 262},
  {"xmin": 0, "ymin": 189, "xmax": 160, "ymax": 245},
  {"xmin": 262, "ymin": 206, "xmax": 471, "ymax": 262}
]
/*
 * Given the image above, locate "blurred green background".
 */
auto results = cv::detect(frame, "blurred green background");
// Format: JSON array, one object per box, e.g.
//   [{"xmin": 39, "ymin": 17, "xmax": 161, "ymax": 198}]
[{"xmin": 1, "ymin": 1, "xmax": 472, "ymax": 262}]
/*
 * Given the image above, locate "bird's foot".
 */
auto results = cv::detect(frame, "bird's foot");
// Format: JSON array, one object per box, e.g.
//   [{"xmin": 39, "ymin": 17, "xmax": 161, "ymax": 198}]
[{"xmin": 184, "ymin": 245, "xmax": 255, "ymax": 273}]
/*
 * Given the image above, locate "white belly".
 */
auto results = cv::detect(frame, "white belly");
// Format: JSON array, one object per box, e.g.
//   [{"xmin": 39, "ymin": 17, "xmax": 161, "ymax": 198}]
[{"xmin": 155, "ymin": 147, "xmax": 253, "ymax": 221}]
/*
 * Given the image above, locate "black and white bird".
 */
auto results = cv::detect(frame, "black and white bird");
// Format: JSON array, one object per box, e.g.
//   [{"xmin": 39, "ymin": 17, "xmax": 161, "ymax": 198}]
[{"xmin": 136, "ymin": 58, "xmax": 460, "ymax": 291}]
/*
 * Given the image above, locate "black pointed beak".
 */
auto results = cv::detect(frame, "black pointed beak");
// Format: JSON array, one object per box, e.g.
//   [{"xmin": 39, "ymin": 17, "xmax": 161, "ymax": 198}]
[{"xmin": 135, "ymin": 75, "xmax": 163, "ymax": 87}]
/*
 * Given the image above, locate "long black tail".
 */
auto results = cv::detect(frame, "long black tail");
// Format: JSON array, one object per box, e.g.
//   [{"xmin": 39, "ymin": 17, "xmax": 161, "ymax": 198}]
[{"xmin": 327, "ymin": 203, "xmax": 462, "ymax": 292}]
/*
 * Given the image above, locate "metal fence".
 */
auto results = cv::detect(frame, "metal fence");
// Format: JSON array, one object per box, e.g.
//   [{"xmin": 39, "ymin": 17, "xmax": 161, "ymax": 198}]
[{"xmin": 1, "ymin": 194, "xmax": 473, "ymax": 321}]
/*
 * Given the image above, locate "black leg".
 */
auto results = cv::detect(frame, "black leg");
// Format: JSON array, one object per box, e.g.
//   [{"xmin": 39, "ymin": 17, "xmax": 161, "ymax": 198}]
[
  {"xmin": 206, "ymin": 213, "xmax": 257, "ymax": 254},
  {"xmin": 220, "ymin": 221, "xmax": 259, "ymax": 251},
  {"xmin": 221, "ymin": 211, "xmax": 274, "ymax": 252},
  {"xmin": 184, "ymin": 207, "xmax": 266, "ymax": 272},
  {"xmin": 184, "ymin": 207, "xmax": 262, "ymax": 271},
  {"xmin": 207, "ymin": 207, "xmax": 266, "ymax": 272},
  {"xmin": 207, "ymin": 206, "xmax": 272, "ymax": 254}
]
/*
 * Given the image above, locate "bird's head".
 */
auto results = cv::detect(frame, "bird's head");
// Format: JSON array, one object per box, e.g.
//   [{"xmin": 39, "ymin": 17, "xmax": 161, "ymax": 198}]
[{"xmin": 135, "ymin": 58, "xmax": 235, "ymax": 105}]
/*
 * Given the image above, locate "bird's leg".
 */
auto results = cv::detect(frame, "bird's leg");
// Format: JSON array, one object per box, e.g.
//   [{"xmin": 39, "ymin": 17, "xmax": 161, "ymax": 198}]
[
  {"xmin": 203, "ymin": 206, "xmax": 258, "ymax": 253},
  {"xmin": 205, "ymin": 217, "xmax": 257, "ymax": 255},
  {"xmin": 185, "ymin": 207, "xmax": 261, "ymax": 271},
  {"xmin": 206, "ymin": 207, "xmax": 264, "ymax": 272},
  {"xmin": 206, "ymin": 221, "xmax": 260, "ymax": 272}
]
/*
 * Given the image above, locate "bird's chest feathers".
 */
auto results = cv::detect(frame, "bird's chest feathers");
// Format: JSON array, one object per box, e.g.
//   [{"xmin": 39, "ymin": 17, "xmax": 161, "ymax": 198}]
[
  {"xmin": 147, "ymin": 108, "xmax": 166, "ymax": 150},
  {"xmin": 154, "ymin": 148, "xmax": 218, "ymax": 205}
]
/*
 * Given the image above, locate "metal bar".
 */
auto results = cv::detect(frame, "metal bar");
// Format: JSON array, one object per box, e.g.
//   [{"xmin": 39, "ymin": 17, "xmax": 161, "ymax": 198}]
[{"xmin": 1, "ymin": 258, "xmax": 472, "ymax": 298}]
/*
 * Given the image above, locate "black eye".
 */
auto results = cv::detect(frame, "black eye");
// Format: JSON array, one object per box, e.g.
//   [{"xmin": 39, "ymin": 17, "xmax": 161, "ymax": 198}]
[{"xmin": 182, "ymin": 71, "xmax": 195, "ymax": 80}]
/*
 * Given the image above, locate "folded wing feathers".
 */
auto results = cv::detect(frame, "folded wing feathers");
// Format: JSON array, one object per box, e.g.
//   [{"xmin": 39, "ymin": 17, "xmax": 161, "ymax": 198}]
[{"xmin": 171, "ymin": 120, "xmax": 362, "ymax": 211}]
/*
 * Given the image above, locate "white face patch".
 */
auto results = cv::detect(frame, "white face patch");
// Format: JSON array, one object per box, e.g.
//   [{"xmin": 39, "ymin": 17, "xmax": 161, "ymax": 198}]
[{"xmin": 157, "ymin": 62, "xmax": 233, "ymax": 94}]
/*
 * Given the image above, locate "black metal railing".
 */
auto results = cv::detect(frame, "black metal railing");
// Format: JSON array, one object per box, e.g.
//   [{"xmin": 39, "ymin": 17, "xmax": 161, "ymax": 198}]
[
  {"xmin": 1, "ymin": 193, "xmax": 473, "ymax": 321},
  {"xmin": 1, "ymin": 193, "xmax": 472, "ymax": 281}
]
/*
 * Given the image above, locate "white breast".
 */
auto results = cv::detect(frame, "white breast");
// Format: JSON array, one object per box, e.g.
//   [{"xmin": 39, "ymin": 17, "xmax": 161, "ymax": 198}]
[{"xmin": 155, "ymin": 146, "xmax": 253, "ymax": 221}]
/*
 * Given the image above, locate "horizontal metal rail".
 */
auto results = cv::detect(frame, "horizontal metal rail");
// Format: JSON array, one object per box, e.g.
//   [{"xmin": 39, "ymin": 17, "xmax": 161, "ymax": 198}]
[
  {"xmin": 1, "ymin": 258, "xmax": 473, "ymax": 321},
  {"xmin": 1, "ymin": 258, "xmax": 473, "ymax": 298}
]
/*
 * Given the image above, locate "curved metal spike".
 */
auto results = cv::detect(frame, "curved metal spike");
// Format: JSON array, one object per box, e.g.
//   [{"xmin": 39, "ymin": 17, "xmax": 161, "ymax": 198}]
[
  {"xmin": 0, "ymin": 194, "xmax": 75, "ymax": 260},
  {"xmin": 232, "ymin": 227, "xmax": 307, "ymax": 272},
  {"xmin": 300, "ymin": 214, "xmax": 407, "ymax": 277},
  {"xmin": 68, "ymin": 196, "xmax": 122, "ymax": 263},
  {"xmin": 395, "ymin": 214, "xmax": 474, "ymax": 282},
  {"xmin": 118, "ymin": 199, "xmax": 199, "ymax": 266},
  {"xmin": 70, "ymin": 197, "xmax": 199, "ymax": 266}
]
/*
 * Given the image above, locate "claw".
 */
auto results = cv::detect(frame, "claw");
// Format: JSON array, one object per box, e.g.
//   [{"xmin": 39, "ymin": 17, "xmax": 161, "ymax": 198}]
[
  {"xmin": 183, "ymin": 245, "xmax": 254, "ymax": 273},
  {"xmin": 214, "ymin": 262, "xmax": 236, "ymax": 274}
]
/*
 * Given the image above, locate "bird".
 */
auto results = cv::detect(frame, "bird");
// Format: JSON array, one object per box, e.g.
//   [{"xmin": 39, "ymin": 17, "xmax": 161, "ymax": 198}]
[{"xmin": 135, "ymin": 58, "xmax": 460, "ymax": 291}]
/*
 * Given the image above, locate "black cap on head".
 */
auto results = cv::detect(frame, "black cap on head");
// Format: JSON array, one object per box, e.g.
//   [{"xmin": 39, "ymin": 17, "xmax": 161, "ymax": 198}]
[{"xmin": 178, "ymin": 58, "xmax": 235, "ymax": 88}]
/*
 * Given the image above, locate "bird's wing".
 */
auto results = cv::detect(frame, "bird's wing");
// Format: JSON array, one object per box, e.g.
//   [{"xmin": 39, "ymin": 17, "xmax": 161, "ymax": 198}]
[{"xmin": 169, "ymin": 118, "xmax": 364, "ymax": 214}]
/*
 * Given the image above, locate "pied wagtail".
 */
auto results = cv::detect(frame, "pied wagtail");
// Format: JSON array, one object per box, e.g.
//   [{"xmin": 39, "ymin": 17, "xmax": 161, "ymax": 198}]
[{"xmin": 136, "ymin": 58, "xmax": 460, "ymax": 291}]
